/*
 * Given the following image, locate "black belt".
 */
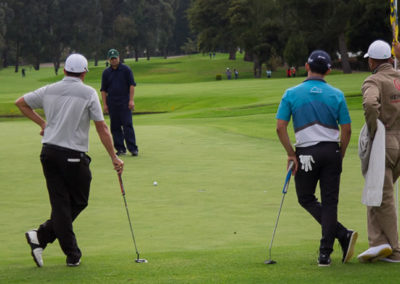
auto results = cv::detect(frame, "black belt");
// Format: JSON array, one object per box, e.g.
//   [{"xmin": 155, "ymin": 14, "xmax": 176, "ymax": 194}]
[{"xmin": 43, "ymin": 143, "xmax": 84, "ymax": 154}]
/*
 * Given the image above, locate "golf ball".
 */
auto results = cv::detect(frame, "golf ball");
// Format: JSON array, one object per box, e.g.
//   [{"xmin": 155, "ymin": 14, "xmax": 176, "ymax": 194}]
[{"xmin": 153, "ymin": 181, "xmax": 158, "ymax": 186}]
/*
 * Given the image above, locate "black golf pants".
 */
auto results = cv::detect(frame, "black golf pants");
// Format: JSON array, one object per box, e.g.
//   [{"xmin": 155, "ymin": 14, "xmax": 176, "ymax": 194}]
[
  {"xmin": 295, "ymin": 142, "xmax": 348, "ymax": 255},
  {"xmin": 37, "ymin": 144, "xmax": 91, "ymax": 262},
  {"xmin": 109, "ymin": 105, "xmax": 138, "ymax": 153}
]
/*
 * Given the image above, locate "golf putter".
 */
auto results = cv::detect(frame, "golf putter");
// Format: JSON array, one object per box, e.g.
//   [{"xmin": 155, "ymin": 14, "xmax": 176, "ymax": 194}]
[
  {"xmin": 265, "ymin": 161, "xmax": 294, "ymax": 265},
  {"xmin": 118, "ymin": 173, "xmax": 148, "ymax": 263}
]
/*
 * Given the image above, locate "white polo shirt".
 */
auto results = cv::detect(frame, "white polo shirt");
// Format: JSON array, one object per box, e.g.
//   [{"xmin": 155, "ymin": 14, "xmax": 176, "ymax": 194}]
[{"xmin": 24, "ymin": 76, "xmax": 104, "ymax": 152}]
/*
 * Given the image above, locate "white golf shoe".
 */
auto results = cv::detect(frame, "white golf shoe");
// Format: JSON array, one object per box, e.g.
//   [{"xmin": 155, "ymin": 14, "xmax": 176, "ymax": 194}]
[
  {"xmin": 25, "ymin": 230, "xmax": 44, "ymax": 267},
  {"xmin": 357, "ymin": 244, "xmax": 392, "ymax": 263}
]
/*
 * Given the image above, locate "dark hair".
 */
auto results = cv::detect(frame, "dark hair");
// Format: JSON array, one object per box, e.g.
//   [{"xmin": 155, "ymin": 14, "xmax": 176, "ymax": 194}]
[
  {"xmin": 65, "ymin": 71, "xmax": 84, "ymax": 77},
  {"xmin": 308, "ymin": 63, "xmax": 329, "ymax": 75},
  {"xmin": 371, "ymin": 58, "xmax": 391, "ymax": 64}
]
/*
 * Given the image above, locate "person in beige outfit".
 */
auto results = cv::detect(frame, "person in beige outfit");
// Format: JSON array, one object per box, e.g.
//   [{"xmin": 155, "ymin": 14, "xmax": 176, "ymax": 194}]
[{"xmin": 358, "ymin": 40, "xmax": 400, "ymax": 263}]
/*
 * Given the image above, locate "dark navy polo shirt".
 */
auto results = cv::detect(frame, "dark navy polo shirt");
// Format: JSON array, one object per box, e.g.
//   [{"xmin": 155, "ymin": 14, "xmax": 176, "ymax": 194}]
[{"xmin": 100, "ymin": 63, "xmax": 136, "ymax": 106}]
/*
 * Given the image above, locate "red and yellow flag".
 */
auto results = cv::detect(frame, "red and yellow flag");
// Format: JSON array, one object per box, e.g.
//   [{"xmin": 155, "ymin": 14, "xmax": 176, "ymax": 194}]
[{"xmin": 391, "ymin": 0, "xmax": 398, "ymax": 56}]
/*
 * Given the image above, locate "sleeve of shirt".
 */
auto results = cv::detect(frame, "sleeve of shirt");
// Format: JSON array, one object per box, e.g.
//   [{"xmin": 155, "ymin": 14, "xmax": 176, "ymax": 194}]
[
  {"xmin": 362, "ymin": 77, "xmax": 380, "ymax": 134},
  {"xmin": 23, "ymin": 86, "xmax": 47, "ymax": 109},
  {"xmin": 127, "ymin": 67, "xmax": 136, "ymax": 86},
  {"xmin": 100, "ymin": 70, "xmax": 108, "ymax": 92},
  {"xmin": 88, "ymin": 90, "xmax": 105, "ymax": 121},
  {"xmin": 338, "ymin": 93, "xmax": 351, "ymax": 125},
  {"xmin": 276, "ymin": 92, "xmax": 291, "ymax": 121}
]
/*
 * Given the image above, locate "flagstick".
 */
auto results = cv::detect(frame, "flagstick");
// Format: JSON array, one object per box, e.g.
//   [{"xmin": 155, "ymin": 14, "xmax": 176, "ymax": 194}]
[{"xmin": 396, "ymin": 0, "xmax": 399, "ymax": 223}]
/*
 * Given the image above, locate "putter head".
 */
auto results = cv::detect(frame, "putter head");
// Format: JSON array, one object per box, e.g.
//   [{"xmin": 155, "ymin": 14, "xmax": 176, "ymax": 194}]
[
  {"xmin": 264, "ymin": 259, "xmax": 276, "ymax": 265},
  {"xmin": 135, "ymin": 258, "xmax": 148, "ymax": 263}
]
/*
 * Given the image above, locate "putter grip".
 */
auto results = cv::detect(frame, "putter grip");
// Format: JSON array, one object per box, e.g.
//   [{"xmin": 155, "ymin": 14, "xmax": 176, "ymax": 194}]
[
  {"xmin": 282, "ymin": 161, "xmax": 294, "ymax": 194},
  {"xmin": 118, "ymin": 173, "xmax": 126, "ymax": 195}
]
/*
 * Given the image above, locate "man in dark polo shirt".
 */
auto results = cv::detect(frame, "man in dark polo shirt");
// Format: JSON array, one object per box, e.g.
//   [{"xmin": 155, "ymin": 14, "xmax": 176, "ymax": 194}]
[{"xmin": 101, "ymin": 49, "xmax": 139, "ymax": 156}]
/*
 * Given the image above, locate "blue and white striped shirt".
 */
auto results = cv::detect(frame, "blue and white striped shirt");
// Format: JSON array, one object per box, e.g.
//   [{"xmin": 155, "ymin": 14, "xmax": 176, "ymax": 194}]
[{"xmin": 276, "ymin": 78, "xmax": 351, "ymax": 147}]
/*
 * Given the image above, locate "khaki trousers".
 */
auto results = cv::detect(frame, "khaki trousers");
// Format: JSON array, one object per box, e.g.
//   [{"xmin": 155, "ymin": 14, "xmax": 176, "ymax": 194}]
[{"xmin": 367, "ymin": 133, "xmax": 400, "ymax": 256}]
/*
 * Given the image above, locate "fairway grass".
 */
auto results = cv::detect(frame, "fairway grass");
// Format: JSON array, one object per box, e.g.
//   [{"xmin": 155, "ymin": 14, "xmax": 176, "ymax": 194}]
[{"xmin": 2, "ymin": 56, "xmax": 400, "ymax": 283}]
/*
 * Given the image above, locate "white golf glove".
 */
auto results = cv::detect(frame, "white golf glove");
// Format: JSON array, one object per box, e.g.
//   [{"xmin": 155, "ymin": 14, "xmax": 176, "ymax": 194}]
[{"xmin": 299, "ymin": 155, "xmax": 315, "ymax": 172}]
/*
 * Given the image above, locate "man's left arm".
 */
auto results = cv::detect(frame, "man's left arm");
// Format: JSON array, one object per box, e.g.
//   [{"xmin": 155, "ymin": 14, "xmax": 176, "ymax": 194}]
[
  {"xmin": 339, "ymin": 123, "xmax": 351, "ymax": 158},
  {"xmin": 128, "ymin": 85, "xmax": 135, "ymax": 110}
]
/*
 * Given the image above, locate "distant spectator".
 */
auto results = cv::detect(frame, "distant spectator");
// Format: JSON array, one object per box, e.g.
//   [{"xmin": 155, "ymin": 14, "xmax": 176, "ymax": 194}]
[
  {"xmin": 106, "ymin": 61, "xmax": 109, "ymax": 67},
  {"xmin": 22, "ymin": 68, "xmax": 26, "ymax": 77},
  {"xmin": 267, "ymin": 70, "xmax": 272, "ymax": 78},
  {"xmin": 209, "ymin": 52, "xmax": 212, "ymax": 59},
  {"xmin": 291, "ymin": 66, "xmax": 297, "ymax": 77},
  {"xmin": 213, "ymin": 52, "xmax": 216, "ymax": 58},
  {"xmin": 234, "ymin": 69, "xmax": 239, "ymax": 79},
  {"xmin": 286, "ymin": 68, "xmax": 291, "ymax": 78},
  {"xmin": 226, "ymin": 68, "xmax": 232, "ymax": 80}
]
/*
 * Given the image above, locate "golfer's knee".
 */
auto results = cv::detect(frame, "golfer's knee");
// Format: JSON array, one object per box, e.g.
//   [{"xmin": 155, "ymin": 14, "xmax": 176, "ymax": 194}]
[{"xmin": 297, "ymin": 195, "xmax": 316, "ymax": 209}]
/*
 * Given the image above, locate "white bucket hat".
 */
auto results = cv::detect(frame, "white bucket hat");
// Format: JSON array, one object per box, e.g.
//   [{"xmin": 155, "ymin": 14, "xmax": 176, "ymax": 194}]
[
  {"xmin": 364, "ymin": 40, "xmax": 391, "ymax": 59},
  {"xmin": 64, "ymin": 54, "xmax": 89, "ymax": 73}
]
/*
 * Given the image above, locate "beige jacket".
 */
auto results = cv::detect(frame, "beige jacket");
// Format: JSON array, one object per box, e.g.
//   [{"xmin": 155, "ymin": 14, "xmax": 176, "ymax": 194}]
[{"xmin": 362, "ymin": 63, "xmax": 400, "ymax": 136}]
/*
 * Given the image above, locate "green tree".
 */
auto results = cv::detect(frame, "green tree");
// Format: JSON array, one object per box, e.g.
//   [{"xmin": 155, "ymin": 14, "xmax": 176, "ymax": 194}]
[
  {"xmin": 229, "ymin": 0, "xmax": 283, "ymax": 77},
  {"xmin": 72, "ymin": 0, "xmax": 104, "ymax": 66},
  {"xmin": 283, "ymin": 33, "xmax": 308, "ymax": 68},
  {"xmin": 4, "ymin": 0, "xmax": 25, "ymax": 72},
  {"xmin": 188, "ymin": 0, "xmax": 238, "ymax": 59},
  {"xmin": 171, "ymin": 0, "xmax": 193, "ymax": 55},
  {"xmin": 158, "ymin": 0, "xmax": 175, "ymax": 58},
  {"xmin": 19, "ymin": 1, "xmax": 49, "ymax": 70},
  {"xmin": 181, "ymin": 37, "xmax": 198, "ymax": 54},
  {"xmin": 0, "ymin": 1, "xmax": 12, "ymax": 69},
  {"xmin": 41, "ymin": 0, "xmax": 86, "ymax": 74},
  {"xmin": 278, "ymin": 0, "xmax": 384, "ymax": 73},
  {"xmin": 347, "ymin": 0, "xmax": 391, "ymax": 54}
]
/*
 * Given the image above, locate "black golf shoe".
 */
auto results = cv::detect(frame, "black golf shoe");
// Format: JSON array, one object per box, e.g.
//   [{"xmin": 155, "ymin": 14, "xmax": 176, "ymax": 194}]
[
  {"xmin": 318, "ymin": 253, "xmax": 331, "ymax": 267},
  {"xmin": 67, "ymin": 258, "xmax": 81, "ymax": 267},
  {"xmin": 116, "ymin": 150, "xmax": 126, "ymax": 156},
  {"xmin": 25, "ymin": 230, "xmax": 44, "ymax": 267},
  {"xmin": 66, "ymin": 248, "xmax": 82, "ymax": 267},
  {"xmin": 339, "ymin": 230, "xmax": 358, "ymax": 263},
  {"xmin": 131, "ymin": 150, "xmax": 138, "ymax": 156}
]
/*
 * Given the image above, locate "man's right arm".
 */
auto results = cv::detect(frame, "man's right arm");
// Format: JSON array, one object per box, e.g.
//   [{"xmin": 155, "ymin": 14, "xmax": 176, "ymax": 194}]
[
  {"xmin": 276, "ymin": 119, "xmax": 298, "ymax": 174},
  {"xmin": 100, "ymin": 71, "xmax": 109, "ymax": 113},
  {"xmin": 94, "ymin": 120, "xmax": 124, "ymax": 174},
  {"xmin": 15, "ymin": 97, "xmax": 46, "ymax": 136},
  {"xmin": 362, "ymin": 79, "xmax": 380, "ymax": 137}
]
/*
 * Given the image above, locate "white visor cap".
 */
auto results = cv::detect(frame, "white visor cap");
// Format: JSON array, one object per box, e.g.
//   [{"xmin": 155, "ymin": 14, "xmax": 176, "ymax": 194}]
[
  {"xmin": 364, "ymin": 40, "xmax": 391, "ymax": 59},
  {"xmin": 64, "ymin": 54, "xmax": 89, "ymax": 73}
]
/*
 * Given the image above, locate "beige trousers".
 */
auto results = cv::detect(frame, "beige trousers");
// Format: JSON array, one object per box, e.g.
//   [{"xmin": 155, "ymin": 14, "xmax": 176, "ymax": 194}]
[{"xmin": 367, "ymin": 133, "xmax": 400, "ymax": 257}]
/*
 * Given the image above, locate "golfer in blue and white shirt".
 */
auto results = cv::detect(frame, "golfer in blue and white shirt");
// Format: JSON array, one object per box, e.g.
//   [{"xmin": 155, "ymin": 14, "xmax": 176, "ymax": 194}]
[{"xmin": 276, "ymin": 50, "xmax": 357, "ymax": 266}]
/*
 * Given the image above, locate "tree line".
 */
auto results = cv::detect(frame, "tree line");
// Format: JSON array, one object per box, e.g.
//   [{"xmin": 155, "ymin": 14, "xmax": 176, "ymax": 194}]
[
  {"xmin": 0, "ymin": 0, "xmax": 392, "ymax": 75},
  {"xmin": 188, "ymin": 0, "xmax": 392, "ymax": 76},
  {"xmin": 0, "ymin": 0, "xmax": 192, "ymax": 74}
]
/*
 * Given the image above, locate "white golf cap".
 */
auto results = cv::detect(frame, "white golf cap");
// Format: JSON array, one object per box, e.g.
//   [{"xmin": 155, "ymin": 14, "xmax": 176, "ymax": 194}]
[
  {"xmin": 64, "ymin": 54, "xmax": 89, "ymax": 73},
  {"xmin": 364, "ymin": 40, "xmax": 391, "ymax": 59}
]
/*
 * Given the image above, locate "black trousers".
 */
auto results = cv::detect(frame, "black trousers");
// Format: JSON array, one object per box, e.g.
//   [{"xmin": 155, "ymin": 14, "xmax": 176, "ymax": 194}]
[
  {"xmin": 295, "ymin": 142, "xmax": 348, "ymax": 254},
  {"xmin": 37, "ymin": 144, "xmax": 91, "ymax": 261},
  {"xmin": 109, "ymin": 104, "xmax": 138, "ymax": 153}
]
